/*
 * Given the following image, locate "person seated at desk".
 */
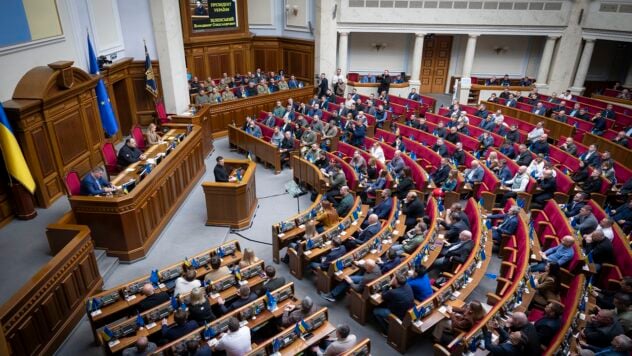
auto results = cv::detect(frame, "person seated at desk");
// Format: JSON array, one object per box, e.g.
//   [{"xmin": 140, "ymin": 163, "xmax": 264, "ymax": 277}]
[
  {"xmin": 402, "ymin": 191, "xmax": 426, "ymax": 231},
  {"xmin": 408, "ymin": 264, "xmax": 433, "ymax": 302},
  {"xmin": 531, "ymin": 169, "xmax": 557, "ymax": 210},
  {"xmin": 138, "ymin": 283, "xmax": 170, "ymax": 312},
  {"xmin": 313, "ymin": 324, "xmax": 357, "ymax": 356},
  {"xmin": 321, "ymin": 258, "xmax": 382, "ymax": 302},
  {"xmin": 482, "ymin": 328, "xmax": 528, "ymax": 355},
  {"xmin": 572, "ymin": 205, "xmax": 599, "ymax": 236},
  {"xmin": 439, "ymin": 211, "xmax": 469, "ymax": 243},
  {"xmin": 365, "ymin": 189, "xmax": 392, "ymax": 222},
  {"xmin": 373, "ymin": 272, "xmax": 415, "ymax": 334},
  {"xmin": 463, "ymin": 160, "xmax": 485, "ymax": 185},
  {"xmin": 260, "ymin": 265, "xmax": 286, "ymax": 295},
  {"xmin": 360, "ymin": 170, "xmax": 388, "ymax": 204},
  {"xmin": 203, "ymin": 255, "xmax": 230, "ymax": 284},
  {"xmin": 122, "ymin": 336, "xmax": 157, "ymax": 356},
  {"xmin": 534, "ymin": 302, "xmax": 563, "ymax": 347},
  {"xmin": 145, "ymin": 123, "xmax": 163, "ymax": 145},
  {"xmin": 584, "ymin": 230, "xmax": 615, "ymax": 274},
  {"xmin": 80, "ymin": 166, "xmax": 116, "ymax": 196},
  {"xmin": 212, "ymin": 316, "xmax": 252, "ymax": 356},
  {"xmin": 577, "ymin": 309, "xmax": 624, "ymax": 354},
  {"xmin": 310, "ymin": 237, "xmax": 347, "ymax": 272},
  {"xmin": 281, "ymin": 296, "xmax": 314, "ymax": 327},
  {"xmin": 564, "ymin": 192, "xmax": 588, "ymax": 218},
  {"xmin": 173, "ymin": 268, "xmax": 201, "ymax": 296},
  {"xmin": 161, "ymin": 309, "xmax": 198, "ymax": 342},
  {"xmin": 428, "ymin": 230, "xmax": 473, "ymax": 278},
  {"xmin": 530, "ymin": 235, "xmax": 575, "ymax": 272},
  {"xmin": 394, "ymin": 167, "xmax": 415, "ymax": 202},
  {"xmin": 335, "ymin": 186, "xmax": 354, "ymax": 216},
  {"xmin": 217, "ymin": 285, "xmax": 257, "ymax": 314},
  {"xmin": 432, "ymin": 301, "xmax": 485, "ymax": 345},
  {"xmin": 378, "ymin": 248, "xmax": 402, "ymax": 275},
  {"xmin": 530, "ymin": 262, "xmax": 562, "ymax": 310},
  {"xmin": 484, "ymin": 205, "xmax": 520, "ymax": 245},
  {"xmin": 117, "ymin": 138, "xmax": 147, "ymax": 167},
  {"xmin": 213, "ymin": 156, "xmax": 236, "ymax": 183},
  {"xmin": 188, "ymin": 287, "xmax": 216, "ymax": 326},
  {"xmin": 488, "ymin": 311, "xmax": 541, "ymax": 355},
  {"xmin": 346, "ymin": 214, "xmax": 380, "ymax": 249},
  {"xmin": 239, "ymin": 248, "xmax": 260, "ymax": 269}
]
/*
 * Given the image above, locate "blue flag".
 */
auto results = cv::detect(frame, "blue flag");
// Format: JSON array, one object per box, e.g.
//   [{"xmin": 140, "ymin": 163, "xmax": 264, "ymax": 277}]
[
  {"xmin": 265, "ymin": 290, "xmax": 277, "ymax": 310},
  {"xmin": 352, "ymin": 210, "xmax": 359, "ymax": 220},
  {"xmin": 516, "ymin": 198, "xmax": 525, "ymax": 208},
  {"xmin": 203, "ymin": 322, "xmax": 216, "ymax": 339},
  {"xmin": 338, "ymin": 223, "xmax": 345, "ymax": 231},
  {"xmin": 272, "ymin": 337, "xmax": 282, "ymax": 353},
  {"xmin": 144, "ymin": 41, "xmax": 158, "ymax": 97},
  {"xmin": 485, "ymin": 219, "xmax": 492, "ymax": 230},
  {"xmin": 217, "ymin": 246, "xmax": 225, "ymax": 258},
  {"xmin": 480, "ymin": 248, "xmax": 486, "ymax": 261},
  {"xmin": 150, "ymin": 269, "xmax": 159, "ymax": 286},
  {"xmin": 87, "ymin": 34, "xmax": 119, "ymax": 136},
  {"xmin": 438, "ymin": 198, "xmax": 444, "ymax": 213},
  {"xmin": 335, "ymin": 259, "xmax": 344, "ymax": 272},
  {"xmin": 413, "ymin": 253, "xmax": 422, "ymax": 267},
  {"xmin": 410, "ymin": 151, "xmax": 417, "ymax": 160},
  {"xmin": 306, "ymin": 238, "xmax": 314, "ymax": 250},
  {"xmin": 101, "ymin": 326, "xmax": 114, "ymax": 342},
  {"xmin": 587, "ymin": 251, "xmax": 594, "ymax": 264},
  {"xmin": 170, "ymin": 295, "xmax": 179, "ymax": 309},
  {"xmin": 136, "ymin": 311, "xmax": 145, "ymax": 327},
  {"xmin": 191, "ymin": 257, "xmax": 200, "ymax": 269},
  {"xmin": 528, "ymin": 222, "xmax": 535, "ymax": 240},
  {"xmin": 529, "ymin": 273, "xmax": 536, "ymax": 288}
]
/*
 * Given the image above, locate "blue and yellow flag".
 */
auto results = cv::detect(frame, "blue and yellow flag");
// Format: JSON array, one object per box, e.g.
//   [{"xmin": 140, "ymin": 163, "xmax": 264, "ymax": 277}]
[
  {"xmin": 0, "ymin": 103, "xmax": 35, "ymax": 193},
  {"xmin": 101, "ymin": 326, "xmax": 114, "ymax": 342},
  {"xmin": 144, "ymin": 41, "xmax": 158, "ymax": 97},
  {"xmin": 87, "ymin": 33, "xmax": 119, "ymax": 136},
  {"xmin": 136, "ymin": 311, "xmax": 145, "ymax": 327},
  {"xmin": 233, "ymin": 267, "xmax": 242, "ymax": 281}
]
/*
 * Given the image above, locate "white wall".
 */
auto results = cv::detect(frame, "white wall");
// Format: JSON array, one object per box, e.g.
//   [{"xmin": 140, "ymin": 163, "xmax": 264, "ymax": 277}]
[
  {"xmin": 584, "ymin": 1, "xmax": 632, "ymax": 34},
  {"xmin": 347, "ymin": 32, "xmax": 411, "ymax": 74},
  {"xmin": 0, "ymin": 0, "xmax": 157, "ymax": 102},
  {"xmin": 248, "ymin": 0, "xmax": 315, "ymax": 40}
]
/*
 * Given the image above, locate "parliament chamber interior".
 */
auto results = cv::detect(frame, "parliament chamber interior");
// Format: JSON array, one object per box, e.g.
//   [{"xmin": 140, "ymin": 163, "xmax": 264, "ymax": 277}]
[{"xmin": 1, "ymin": 0, "xmax": 632, "ymax": 355}]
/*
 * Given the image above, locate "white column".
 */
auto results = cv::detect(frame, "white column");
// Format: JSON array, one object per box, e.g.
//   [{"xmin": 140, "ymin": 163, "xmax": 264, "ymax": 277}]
[
  {"xmin": 337, "ymin": 31, "xmax": 349, "ymax": 74},
  {"xmin": 624, "ymin": 61, "xmax": 632, "ymax": 88},
  {"xmin": 149, "ymin": 0, "xmax": 190, "ymax": 114},
  {"xmin": 315, "ymin": 0, "xmax": 338, "ymax": 82},
  {"xmin": 409, "ymin": 32, "xmax": 425, "ymax": 91},
  {"xmin": 459, "ymin": 34, "xmax": 479, "ymax": 104},
  {"xmin": 534, "ymin": 36, "xmax": 559, "ymax": 90},
  {"xmin": 571, "ymin": 38, "xmax": 596, "ymax": 94}
]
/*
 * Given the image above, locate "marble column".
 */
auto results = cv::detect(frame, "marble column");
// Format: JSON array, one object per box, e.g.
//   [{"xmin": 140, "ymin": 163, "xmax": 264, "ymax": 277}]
[
  {"xmin": 534, "ymin": 36, "xmax": 559, "ymax": 90},
  {"xmin": 409, "ymin": 33, "xmax": 425, "ymax": 91},
  {"xmin": 149, "ymin": 0, "xmax": 190, "ymax": 114},
  {"xmin": 315, "ymin": 0, "xmax": 338, "ymax": 81},
  {"xmin": 548, "ymin": 0, "xmax": 590, "ymax": 94},
  {"xmin": 570, "ymin": 38, "xmax": 596, "ymax": 94},
  {"xmin": 623, "ymin": 60, "xmax": 632, "ymax": 88},
  {"xmin": 337, "ymin": 31, "xmax": 350, "ymax": 74},
  {"xmin": 459, "ymin": 34, "xmax": 479, "ymax": 104}
]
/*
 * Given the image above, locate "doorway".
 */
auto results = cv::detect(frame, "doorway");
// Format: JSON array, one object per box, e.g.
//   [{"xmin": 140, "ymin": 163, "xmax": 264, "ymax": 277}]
[{"xmin": 420, "ymin": 35, "xmax": 452, "ymax": 93}]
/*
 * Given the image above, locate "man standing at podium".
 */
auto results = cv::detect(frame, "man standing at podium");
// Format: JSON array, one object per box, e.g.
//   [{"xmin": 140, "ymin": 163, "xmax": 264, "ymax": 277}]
[{"xmin": 214, "ymin": 156, "xmax": 236, "ymax": 183}]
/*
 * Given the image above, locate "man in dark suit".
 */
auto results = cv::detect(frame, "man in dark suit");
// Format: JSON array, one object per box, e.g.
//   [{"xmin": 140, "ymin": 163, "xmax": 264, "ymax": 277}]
[
  {"xmin": 433, "ymin": 122, "xmax": 448, "ymax": 138},
  {"xmin": 80, "ymin": 167, "xmax": 115, "ymax": 196},
  {"xmin": 407, "ymin": 88, "xmax": 421, "ymax": 101},
  {"xmin": 439, "ymin": 212, "xmax": 469, "ymax": 243},
  {"xmin": 311, "ymin": 237, "xmax": 346, "ymax": 271},
  {"xmin": 531, "ymin": 169, "xmax": 557, "ymax": 209},
  {"xmin": 475, "ymin": 104, "xmax": 489, "ymax": 118},
  {"xmin": 402, "ymin": 192, "xmax": 426, "ymax": 232},
  {"xmin": 377, "ymin": 70, "xmax": 391, "ymax": 94},
  {"xmin": 261, "ymin": 265, "xmax": 286, "ymax": 294},
  {"xmin": 368, "ymin": 190, "xmax": 393, "ymax": 220},
  {"xmin": 601, "ymin": 104, "xmax": 616, "ymax": 119},
  {"xmin": 217, "ymin": 285, "xmax": 257, "ymax": 314},
  {"xmin": 347, "ymin": 214, "xmax": 380, "ymax": 248},
  {"xmin": 515, "ymin": 144, "xmax": 533, "ymax": 166},
  {"xmin": 506, "ymin": 94, "xmax": 517, "ymax": 107},
  {"xmin": 430, "ymin": 230, "xmax": 474, "ymax": 274},
  {"xmin": 534, "ymin": 302, "xmax": 563, "ymax": 347},
  {"xmin": 138, "ymin": 284, "xmax": 170, "ymax": 312},
  {"xmin": 117, "ymin": 138, "xmax": 146, "ymax": 167},
  {"xmin": 317, "ymin": 73, "xmax": 329, "ymax": 98},
  {"xmin": 563, "ymin": 192, "xmax": 587, "ymax": 218},
  {"xmin": 485, "ymin": 205, "xmax": 520, "ymax": 244},
  {"xmin": 161, "ymin": 309, "xmax": 198, "ymax": 341},
  {"xmin": 432, "ymin": 138, "xmax": 449, "ymax": 157},
  {"xmin": 531, "ymin": 102, "xmax": 547, "ymax": 116},
  {"xmin": 213, "ymin": 156, "xmax": 235, "ymax": 183},
  {"xmin": 431, "ymin": 158, "xmax": 451, "ymax": 187},
  {"xmin": 372, "ymin": 272, "xmax": 414, "ymax": 333},
  {"xmin": 579, "ymin": 144, "xmax": 601, "ymax": 167},
  {"xmin": 489, "ymin": 311, "xmax": 540, "ymax": 355}
]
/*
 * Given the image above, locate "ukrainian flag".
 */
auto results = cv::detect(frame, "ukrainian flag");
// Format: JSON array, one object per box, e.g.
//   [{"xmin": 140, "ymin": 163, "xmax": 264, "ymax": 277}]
[{"xmin": 0, "ymin": 103, "xmax": 35, "ymax": 193}]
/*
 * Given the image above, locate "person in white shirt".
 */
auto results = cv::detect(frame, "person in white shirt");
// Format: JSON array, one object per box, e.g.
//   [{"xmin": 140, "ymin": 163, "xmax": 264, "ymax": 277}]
[
  {"xmin": 332, "ymin": 68, "xmax": 345, "ymax": 86},
  {"xmin": 213, "ymin": 317, "xmax": 252, "ymax": 356},
  {"xmin": 526, "ymin": 154, "xmax": 546, "ymax": 179},
  {"xmin": 314, "ymin": 324, "xmax": 357, "ymax": 356},
  {"xmin": 173, "ymin": 269, "xmax": 201, "ymax": 296},
  {"xmin": 526, "ymin": 122, "xmax": 545, "ymax": 145},
  {"xmin": 586, "ymin": 217, "xmax": 615, "ymax": 241},
  {"xmin": 558, "ymin": 90, "xmax": 573, "ymax": 101},
  {"xmin": 493, "ymin": 110, "xmax": 505, "ymax": 126},
  {"xmin": 370, "ymin": 141, "xmax": 385, "ymax": 164}
]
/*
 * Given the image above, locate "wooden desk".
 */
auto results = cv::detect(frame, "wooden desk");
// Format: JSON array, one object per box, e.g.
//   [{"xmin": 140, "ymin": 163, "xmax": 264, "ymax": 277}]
[
  {"xmin": 202, "ymin": 159, "xmax": 258, "ymax": 229},
  {"xmin": 483, "ymin": 101, "xmax": 575, "ymax": 141},
  {"xmin": 581, "ymin": 132, "xmax": 632, "ymax": 168},
  {"xmin": 69, "ymin": 127, "xmax": 206, "ymax": 261},
  {"xmin": 228, "ymin": 124, "xmax": 283, "ymax": 174},
  {"xmin": 170, "ymin": 106, "xmax": 214, "ymax": 157}
]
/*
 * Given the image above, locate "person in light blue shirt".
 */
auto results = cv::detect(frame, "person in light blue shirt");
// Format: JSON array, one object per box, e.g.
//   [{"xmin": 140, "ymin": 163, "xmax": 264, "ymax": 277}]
[
  {"xmin": 407, "ymin": 265, "xmax": 433, "ymax": 302},
  {"xmin": 530, "ymin": 235, "xmax": 575, "ymax": 272}
]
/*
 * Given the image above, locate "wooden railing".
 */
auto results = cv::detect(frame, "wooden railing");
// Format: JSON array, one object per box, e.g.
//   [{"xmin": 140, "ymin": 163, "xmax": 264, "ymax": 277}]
[{"xmin": 0, "ymin": 225, "xmax": 102, "ymax": 355}]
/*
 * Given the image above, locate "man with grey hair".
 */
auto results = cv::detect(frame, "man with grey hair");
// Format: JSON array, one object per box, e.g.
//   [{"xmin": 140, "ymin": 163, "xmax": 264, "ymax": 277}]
[
  {"xmin": 530, "ymin": 235, "xmax": 576, "ymax": 272},
  {"xmin": 498, "ymin": 165, "xmax": 529, "ymax": 206},
  {"xmin": 347, "ymin": 214, "xmax": 380, "ymax": 248},
  {"xmin": 484, "ymin": 205, "xmax": 520, "ymax": 244},
  {"xmin": 429, "ymin": 230, "xmax": 474, "ymax": 276},
  {"xmin": 321, "ymin": 258, "xmax": 382, "ymax": 302},
  {"xmin": 335, "ymin": 186, "xmax": 354, "ymax": 216},
  {"xmin": 314, "ymin": 323, "xmax": 357, "ymax": 355},
  {"xmin": 489, "ymin": 311, "xmax": 540, "ymax": 355},
  {"xmin": 80, "ymin": 166, "xmax": 116, "ymax": 196},
  {"xmin": 281, "ymin": 296, "xmax": 314, "ymax": 326},
  {"xmin": 579, "ymin": 308, "xmax": 624, "ymax": 352},
  {"xmin": 122, "ymin": 336, "xmax": 157, "ymax": 356}
]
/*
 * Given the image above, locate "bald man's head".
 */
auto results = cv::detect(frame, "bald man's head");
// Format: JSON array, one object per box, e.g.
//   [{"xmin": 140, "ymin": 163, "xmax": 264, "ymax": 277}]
[{"xmin": 141, "ymin": 283, "xmax": 155, "ymax": 297}]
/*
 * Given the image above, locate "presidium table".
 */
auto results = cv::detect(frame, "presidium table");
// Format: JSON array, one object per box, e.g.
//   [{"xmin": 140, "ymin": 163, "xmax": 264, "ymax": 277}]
[
  {"xmin": 68, "ymin": 125, "xmax": 206, "ymax": 262},
  {"xmin": 202, "ymin": 159, "xmax": 258, "ymax": 230}
]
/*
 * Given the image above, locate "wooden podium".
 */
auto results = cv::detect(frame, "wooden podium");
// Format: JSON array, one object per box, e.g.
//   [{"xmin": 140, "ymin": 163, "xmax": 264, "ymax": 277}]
[{"xmin": 202, "ymin": 159, "xmax": 258, "ymax": 229}]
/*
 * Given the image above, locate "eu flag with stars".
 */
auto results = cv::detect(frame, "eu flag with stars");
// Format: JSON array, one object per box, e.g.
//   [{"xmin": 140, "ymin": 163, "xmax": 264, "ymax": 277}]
[{"xmin": 87, "ymin": 34, "xmax": 119, "ymax": 137}]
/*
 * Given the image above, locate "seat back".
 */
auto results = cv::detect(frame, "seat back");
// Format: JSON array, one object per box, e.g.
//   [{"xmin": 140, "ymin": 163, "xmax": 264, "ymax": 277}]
[
  {"xmin": 155, "ymin": 99, "xmax": 168, "ymax": 124},
  {"xmin": 101, "ymin": 143, "xmax": 118, "ymax": 175},
  {"xmin": 65, "ymin": 171, "xmax": 81, "ymax": 196},
  {"xmin": 131, "ymin": 125, "xmax": 146, "ymax": 151}
]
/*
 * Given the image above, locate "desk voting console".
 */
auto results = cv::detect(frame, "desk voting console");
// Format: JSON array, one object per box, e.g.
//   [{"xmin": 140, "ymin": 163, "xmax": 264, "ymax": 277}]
[
  {"xmin": 69, "ymin": 126, "xmax": 205, "ymax": 261},
  {"xmin": 202, "ymin": 159, "xmax": 258, "ymax": 230}
]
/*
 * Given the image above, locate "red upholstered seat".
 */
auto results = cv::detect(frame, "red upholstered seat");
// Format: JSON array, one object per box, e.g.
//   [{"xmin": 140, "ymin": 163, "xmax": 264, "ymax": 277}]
[
  {"xmin": 101, "ymin": 142, "xmax": 119, "ymax": 176},
  {"xmin": 131, "ymin": 125, "xmax": 146, "ymax": 151},
  {"xmin": 65, "ymin": 171, "xmax": 81, "ymax": 196},
  {"xmin": 154, "ymin": 99, "xmax": 170, "ymax": 125},
  {"xmin": 257, "ymin": 123, "xmax": 274, "ymax": 140},
  {"xmin": 347, "ymin": 73, "xmax": 359, "ymax": 82}
]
